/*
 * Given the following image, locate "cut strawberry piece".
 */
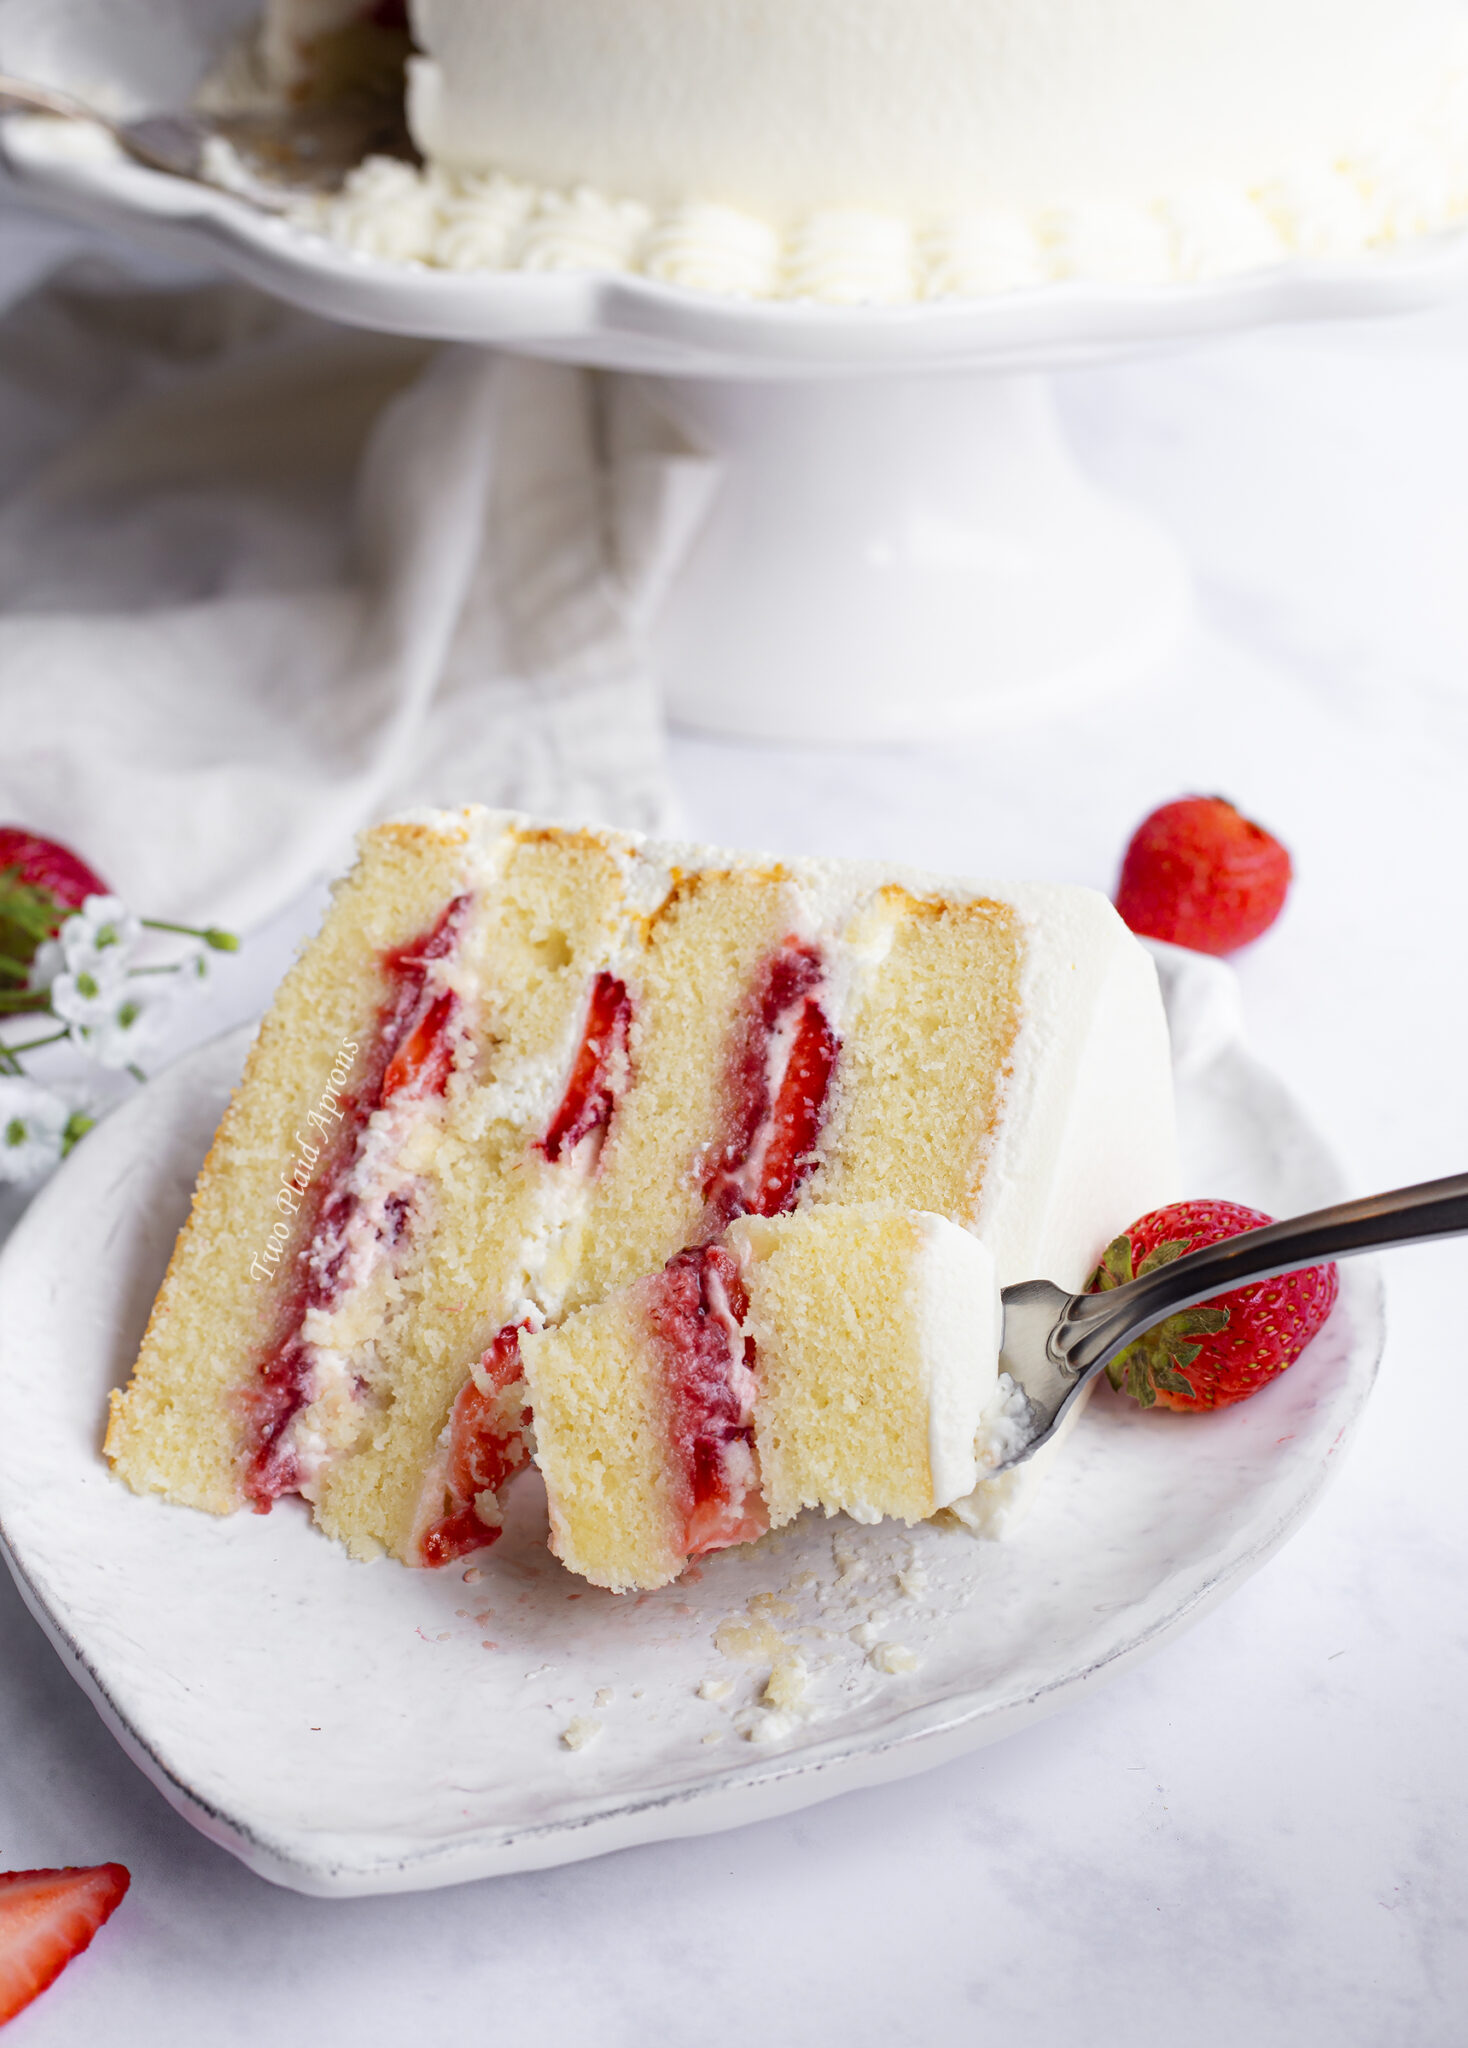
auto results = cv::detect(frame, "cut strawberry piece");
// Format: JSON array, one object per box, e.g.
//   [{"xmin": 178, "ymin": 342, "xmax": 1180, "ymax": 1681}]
[
  {"xmin": 381, "ymin": 987, "xmax": 459, "ymax": 1102},
  {"xmin": 419, "ymin": 1324, "xmax": 533, "ymax": 1567},
  {"xmin": 703, "ymin": 940, "xmax": 840, "ymax": 1227},
  {"xmin": 0, "ymin": 1863, "xmax": 130, "ymax": 2025},
  {"xmin": 540, "ymin": 972, "xmax": 633, "ymax": 1165},
  {"xmin": 446, "ymin": 1328, "xmax": 533, "ymax": 1504},
  {"xmin": 646, "ymin": 1245, "xmax": 768, "ymax": 1559},
  {"xmin": 755, "ymin": 997, "xmax": 839, "ymax": 1216},
  {"xmin": 419, "ymin": 1504, "xmax": 503, "ymax": 1571}
]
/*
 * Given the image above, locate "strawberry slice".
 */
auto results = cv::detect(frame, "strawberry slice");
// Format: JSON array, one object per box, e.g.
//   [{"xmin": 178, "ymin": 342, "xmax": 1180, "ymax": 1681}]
[
  {"xmin": 418, "ymin": 1324, "xmax": 534, "ymax": 1568},
  {"xmin": 755, "ymin": 997, "xmax": 839, "ymax": 1216},
  {"xmin": 0, "ymin": 1863, "xmax": 130, "ymax": 2025},
  {"xmin": 381, "ymin": 988, "xmax": 460, "ymax": 1102},
  {"xmin": 540, "ymin": 972, "xmax": 633, "ymax": 1165}
]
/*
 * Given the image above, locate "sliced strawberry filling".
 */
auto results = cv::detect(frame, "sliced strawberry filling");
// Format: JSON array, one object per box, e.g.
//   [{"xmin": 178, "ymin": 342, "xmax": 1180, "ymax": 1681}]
[
  {"xmin": 703, "ymin": 939, "xmax": 839, "ymax": 1229},
  {"xmin": 540, "ymin": 970, "xmax": 633, "ymax": 1165},
  {"xmin": 240, "ymin": 895, "xmax": 471, "ymax": 1509},
  {"xmin": 646, "ymin": 1244, "xmax": 768, "ymax": 1560},
  {"xmin": 418, "ymin": 1324, "xmax": 534, "ymax": 1568}
]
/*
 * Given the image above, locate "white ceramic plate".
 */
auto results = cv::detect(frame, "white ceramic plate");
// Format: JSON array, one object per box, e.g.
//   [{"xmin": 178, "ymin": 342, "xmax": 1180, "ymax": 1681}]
[
  {"xmin": 2, "ymin": 0, "xmax": 1467, "ymax": 375},
  {"xmin": 0, "ymin": 945, "xmax": 1383, "ymax": 1896}
]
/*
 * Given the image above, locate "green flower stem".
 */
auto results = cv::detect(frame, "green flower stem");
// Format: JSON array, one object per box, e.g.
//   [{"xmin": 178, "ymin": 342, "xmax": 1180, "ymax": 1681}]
[
  {"xmin": 0, "ymin": 990, "xmax": 49, "ymax": 1013},
  {"xmin": 141, "ymin": 917, "xmax": 239, "ymax": 952},
  {"xmin": 127, "ymin": 964, "xmax": 182, "ymax": 977},
  {"xmin": 0, "ymin": 1028, "xmax": 69, "ymax": 1057},
  {"xmin": 127, "ymin": 1062, "xmax": 148, "ymax": 1085},
  {"xmin": 0, "ymin": 956, "xmax": 30, "ymax": 983}
]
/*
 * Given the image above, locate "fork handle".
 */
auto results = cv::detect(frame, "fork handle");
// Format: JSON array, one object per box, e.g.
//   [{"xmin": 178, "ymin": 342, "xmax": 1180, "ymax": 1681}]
[{"xmin": 1056, "ymin": 1171, "xmax": 1468, "ymax": 1378}]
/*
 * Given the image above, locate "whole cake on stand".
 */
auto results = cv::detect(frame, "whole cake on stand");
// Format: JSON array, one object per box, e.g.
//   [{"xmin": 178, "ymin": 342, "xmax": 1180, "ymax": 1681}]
[
  {"xmin": 5, "ymin": 0, "xmax": 1468, "ymax": 737},
  {"xmin": 283, "ymin": 0, "xmax": 1468, "ymax": 300}
]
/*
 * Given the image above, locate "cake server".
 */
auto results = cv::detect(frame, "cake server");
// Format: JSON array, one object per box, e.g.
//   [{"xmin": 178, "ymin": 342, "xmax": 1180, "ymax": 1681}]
[
  {"xmin": 995, "ymin": 1170, "xmax": 1468, "ymax": 1470},
  {"xmin": 0, "ymin": 73, "xmax": 414, "ymax": 208}
]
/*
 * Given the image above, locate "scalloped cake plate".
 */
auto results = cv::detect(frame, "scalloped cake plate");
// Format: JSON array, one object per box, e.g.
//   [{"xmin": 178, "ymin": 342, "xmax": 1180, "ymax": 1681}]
[
  {"xmin": 2, "ymin": 0, "xmax": 1468, "ymax": 374},
  {"xmin": 0, "ymin": 944, "xmax": 1383, "ymax": 1896}
]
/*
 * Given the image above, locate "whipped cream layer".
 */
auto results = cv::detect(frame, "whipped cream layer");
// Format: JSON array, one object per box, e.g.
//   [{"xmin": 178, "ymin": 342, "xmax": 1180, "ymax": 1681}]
[{"xmin": 292, "ymin": 0, "xmax": 1468, "ymax": 299}]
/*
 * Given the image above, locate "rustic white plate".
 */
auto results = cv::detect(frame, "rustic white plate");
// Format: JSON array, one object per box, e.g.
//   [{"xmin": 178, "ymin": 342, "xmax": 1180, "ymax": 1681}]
[{"xmin": 0, "ymin": 944, "xmax": 1383, "ymax": 1896}]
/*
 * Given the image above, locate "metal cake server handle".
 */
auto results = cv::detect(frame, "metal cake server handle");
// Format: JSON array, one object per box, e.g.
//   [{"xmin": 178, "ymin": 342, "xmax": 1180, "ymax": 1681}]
[
  {"xmin": 0, "ymin": 73, "xmax": 414, "ymax": 205},
  {"xmin": 995, "ymin": 1171, "xmax": 1468, "ymax": 1472}
]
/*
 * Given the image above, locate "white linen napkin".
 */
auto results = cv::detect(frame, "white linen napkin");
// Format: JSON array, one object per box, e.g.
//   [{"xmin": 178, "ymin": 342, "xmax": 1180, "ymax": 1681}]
[{"xmin": 0, "ymin": 257, "xmax": 711, "ymax": 931}]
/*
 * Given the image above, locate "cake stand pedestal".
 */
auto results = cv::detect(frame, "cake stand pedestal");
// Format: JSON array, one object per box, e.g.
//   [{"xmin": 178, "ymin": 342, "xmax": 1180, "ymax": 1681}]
[
  {"xmin": 2, "ymin": 0, "xmax": 1467, "ymax": 741},
  {"xmin": 610, "ymin": 368, "xmax": 1186, "ymax": 741}
]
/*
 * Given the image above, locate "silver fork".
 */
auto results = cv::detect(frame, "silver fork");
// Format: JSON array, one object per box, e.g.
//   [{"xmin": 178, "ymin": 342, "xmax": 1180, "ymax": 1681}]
[
  {"xmin": 0, "ymin": 72, "xmax": 414, "ymax": 207},
  {"xmin": 996, "ymin": 1171, "xmax": 1468, "ymax": 1470}
]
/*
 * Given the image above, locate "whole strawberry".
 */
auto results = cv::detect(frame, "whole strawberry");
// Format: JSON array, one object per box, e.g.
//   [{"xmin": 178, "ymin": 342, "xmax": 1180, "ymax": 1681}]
[
  {"xmin": 1088, "ymin": 1198, "xmax": 1339, "ymax": 1412},
  {"xmin": 0, "ymin": 828, "xmax": 108, "ymax": 917},
  {"xmin": 1, "ymin": 828, "xmax": 111, "ymax": 1008},
  {"xmin": 1115, "ymin": 796, "xmax": 1291, "ymax": 955}
]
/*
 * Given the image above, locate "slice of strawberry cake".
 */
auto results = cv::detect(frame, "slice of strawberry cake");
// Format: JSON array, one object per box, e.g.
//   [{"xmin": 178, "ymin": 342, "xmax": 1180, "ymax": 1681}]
[
  {"xmin": 105, "ymin": 805, "xmax": 1178, "ymax": 1578},
  {"xmin": 527, "ymin": 1202, "xmax": 1010, "ymax": 1592}
]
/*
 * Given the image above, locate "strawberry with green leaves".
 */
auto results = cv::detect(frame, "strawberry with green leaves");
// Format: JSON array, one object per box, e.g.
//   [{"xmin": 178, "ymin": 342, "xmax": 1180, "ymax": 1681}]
[
  {"xmin": 0, "ymin": 828, "xmax": 110, "ymax": 1014},
  {"xmin": 1088, "ymin": 1198, "xmax": 1339, "ymax": 1412}
]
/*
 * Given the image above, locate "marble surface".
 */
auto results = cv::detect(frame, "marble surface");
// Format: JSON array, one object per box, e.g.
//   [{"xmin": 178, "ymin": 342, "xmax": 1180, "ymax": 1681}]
[{"xmin": 0, "ymin": 200, "xmax": 1466, "ymax": 2041}]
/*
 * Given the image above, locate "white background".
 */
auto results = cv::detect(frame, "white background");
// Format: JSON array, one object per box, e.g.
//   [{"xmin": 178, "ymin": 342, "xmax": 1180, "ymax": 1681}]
[{"xmin": 1, "ymin": 198, "xmax": 1465, "ymax": 2044}]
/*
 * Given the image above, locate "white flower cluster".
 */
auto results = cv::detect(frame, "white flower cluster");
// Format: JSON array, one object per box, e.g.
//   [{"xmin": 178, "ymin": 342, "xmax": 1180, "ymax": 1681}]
[
  {"xmin": 0, "ymin": 1077, "xmax": 89, "ymax": 1189},
  {"xmin": 29, "ymin": 895, "xmax": 180, "ymax": 1071},
  {"xmin": 1, "ymin": 892, "xmax": 224, "ymax": 1193}
]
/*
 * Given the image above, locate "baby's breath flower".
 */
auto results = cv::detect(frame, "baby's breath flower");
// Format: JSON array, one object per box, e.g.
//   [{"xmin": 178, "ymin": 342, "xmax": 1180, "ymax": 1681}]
[
  {"xmin": 60, "ymin": 896, "xmax": 142, "ymax": 974},
  {"xmin": 26, "ymin": 936, "xmax": 66, "ymax": 993},
  {"xmin": 74, "ymin": 982, "xmax": 171, "ymax": 1071},
  {"xmin": 50, "ymin": 956, "xmax": 130, "ymax": 1031},
  {"xmin": 0, "ymin": 1077, "xmax": 69, "ymax": 1185}
]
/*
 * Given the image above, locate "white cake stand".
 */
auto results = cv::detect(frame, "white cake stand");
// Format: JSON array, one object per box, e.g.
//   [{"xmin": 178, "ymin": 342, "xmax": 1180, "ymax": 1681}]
[{"xmin": 4, "ymin": 0, "xmax": 1468, "ymax": 741}]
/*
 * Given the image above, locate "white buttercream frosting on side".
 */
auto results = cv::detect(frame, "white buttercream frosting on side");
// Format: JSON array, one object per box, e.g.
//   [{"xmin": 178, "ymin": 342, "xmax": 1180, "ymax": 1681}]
[
  {"xmin": 1044, "ymin": 199, "xmax": 1175, "ymax": 286},
  {"xmin": 262, "ymin": 0, "xmax": 1468, "ymax": 298},
  {"xmin": 515, "ymin": 186, "xmax": 653, "ymax": 275},
  {"xmin": 642, "ymin": 203, "xmax": 782, "ymax": 297},
  {"xmin": 910, "ymin": 1214, "xmax": 1000, "ymax": 1511},
  {"xmin": 782, "ymin": 212, "xmax": 918, "ymax": 306}
]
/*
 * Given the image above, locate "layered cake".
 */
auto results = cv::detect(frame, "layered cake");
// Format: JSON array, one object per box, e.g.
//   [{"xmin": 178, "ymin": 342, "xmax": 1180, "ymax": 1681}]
[
  {"xmin": 264, "ymin": 0, "xmax": 1468, "ymax": 296},
  {"xmin": 526, "ymin": 1204, "xmax": 1006, "ymax": 1592},
  {"xmin": 106, "ymin": 806, "xmax": 1177, "ymax": 1579}
]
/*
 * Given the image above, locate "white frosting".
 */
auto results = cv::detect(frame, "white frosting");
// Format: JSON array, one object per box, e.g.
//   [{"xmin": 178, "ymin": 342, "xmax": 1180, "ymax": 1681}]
[
  {"xmin": 910, "ymin": 1214, "xmax": 1000, "ymax": 1511},
  {"xmin": 261, "ymin": 0, "xmax": 1468, "ymax": 296},
  {"xmin": 406, "ymin": 0, "xmax": 1468, "ymax": 218}
]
